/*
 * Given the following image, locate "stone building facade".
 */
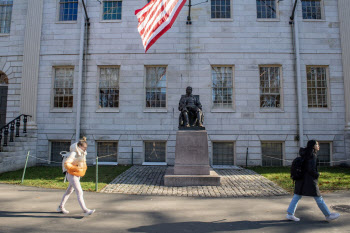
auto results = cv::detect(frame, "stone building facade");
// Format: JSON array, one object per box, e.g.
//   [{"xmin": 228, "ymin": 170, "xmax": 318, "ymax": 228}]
[{"xmin": 0, "ymin": 0, "xmax": 349, "ymax": 171}]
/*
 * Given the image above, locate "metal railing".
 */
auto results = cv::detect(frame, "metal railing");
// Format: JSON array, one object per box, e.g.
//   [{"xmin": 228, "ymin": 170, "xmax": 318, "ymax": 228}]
[{"xmin": 0, "ymin": 114, "xmax": 31, "ymax": 148}]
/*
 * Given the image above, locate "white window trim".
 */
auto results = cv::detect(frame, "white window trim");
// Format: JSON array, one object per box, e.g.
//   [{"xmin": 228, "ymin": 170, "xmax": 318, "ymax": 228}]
[
  {"xmin": 56, "ymin": 0, "xmax": 78, "ymax": 24},
  {"xmin": 306, "ymin": 65, "xmax": 331, "ymax": 111},
  {"xmin": 210, "ymin": 65, "xmax": 235, "ymax": 112},
  {"xmin": 95, "ymin": 140, "xmax": 119, "ymax": 165},
  {"xmin": 144, "ymin": 65, "xmax": 168, "ymax": 111},
  {"xmin": 96, "ymin": 65, "xmax": 120, "ymax": 112},
  {"xmin": 209, "ymin": 0, "xmax": 234, "ymax": 21},
  {"xmin": 301, "ymin": 0, "xmax": 325, "ymax": 21},
  {"xmin": 100, "ymin": 0, "xmax": 122, "ymax": 23},
  {"xmin": 211, "ymin": 141, "xmax": 236, "ymax": 166},
  {"xmin": 50, "ymin": 66, "xmax": 75, "ymax": 112},
  {"xmin": 143, "ymin": 140, "xmax": 167, "ymax": 164},
  {"xmin": 256, "ymin": 0, "xmax": 280, "ymax": 21},
  {"xmin": 260, "ymin": 141, "xmax": 285, "ymax": 166},
  {"xmin": 259, "ymin": 64, "xmax": 284, "ymax": 111}
]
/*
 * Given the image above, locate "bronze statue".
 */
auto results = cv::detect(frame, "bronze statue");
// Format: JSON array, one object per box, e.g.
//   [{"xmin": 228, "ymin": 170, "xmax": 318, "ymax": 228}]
[{"xmin": 178, "ymin": 86, "xmax": 204, "ymax": 128}]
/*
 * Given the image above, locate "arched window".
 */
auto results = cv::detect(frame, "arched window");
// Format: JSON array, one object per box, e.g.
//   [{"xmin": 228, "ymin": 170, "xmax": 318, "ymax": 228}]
[{"xmin": 0, "ymin": 71, "xmax": 8, "ymax": 85}]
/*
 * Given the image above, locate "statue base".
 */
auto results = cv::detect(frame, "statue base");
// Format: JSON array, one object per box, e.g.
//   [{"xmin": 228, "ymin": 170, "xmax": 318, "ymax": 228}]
[
  {"xmin": 164, "ymin": 130, "xmax": 221, "ymax": 186},
  {"xmin": 178, "ymin": 126, "xmax": 206, "ymax": 130}
]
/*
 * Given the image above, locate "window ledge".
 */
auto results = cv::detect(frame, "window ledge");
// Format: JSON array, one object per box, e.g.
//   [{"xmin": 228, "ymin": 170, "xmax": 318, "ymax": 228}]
[
  {"xmin": 302, "ymin": 19, "xmax": 326, "ymax": 22},
  {"xmin": 96, "ymin": 108, "xmax": 120, "ymax": 113},
  {"xmin": 260, "ymin": 108, "xmax": 284, "ymax": 113},
  {"xmin": 210, "ymin": 18, "xmax": 233, "ymax": 22},
  {"xmin": 308, "ymin": 108, "xmax": 332, "ymax": 113},
  {"xmin": 50, "ymin": 108, "xmax": 73, "ymax": 113},
  {"xmin": 93, "ymin": 162, "xmax": 118, "ymax": 165},
  {"xmin": 257, "ymin": 18, "xmax": 280, "ymax": 22},
  {"xmin": 55, "ymin": 21, "xmax": 77, "ymax": 24},
  {"xmin": 100, "ymin": 20, "xmax": 122, "ymax": 23},
  {"xmin": 211, "ymin": 108, "xmax": 235, "ymax": 113},
  {"xmin": 142, "ymin": 162, "xmax": 167, "ymax": 166},
  {"xmin": 143, "ymin": 108, "xmax": 168, "ymax": 113},
  {"xmin": 0, "ymin": 33, "xmax": 10, "ymax": 37}
]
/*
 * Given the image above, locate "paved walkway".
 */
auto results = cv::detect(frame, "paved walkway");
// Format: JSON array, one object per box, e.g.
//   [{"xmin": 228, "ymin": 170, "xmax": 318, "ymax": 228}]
[{"xmin": 101, "ymin": 166, "xmax": 288, "ymax": 197}]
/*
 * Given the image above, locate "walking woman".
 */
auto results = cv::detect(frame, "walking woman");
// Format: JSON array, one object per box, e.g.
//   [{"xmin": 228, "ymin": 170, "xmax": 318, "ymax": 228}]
[
  {"xmin": 57, "ymin": 137, "xmax": 95, "ymax": 216},
  {"xmin": 286, "ymin": 140, "xmax": 339, "ymax": 221}
]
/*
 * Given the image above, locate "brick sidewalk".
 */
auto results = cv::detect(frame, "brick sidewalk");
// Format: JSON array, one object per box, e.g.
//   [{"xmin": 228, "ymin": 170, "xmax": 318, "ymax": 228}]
[{"xmin": 101, "ymin": 166, "xmax": 288, "ymax": 197}]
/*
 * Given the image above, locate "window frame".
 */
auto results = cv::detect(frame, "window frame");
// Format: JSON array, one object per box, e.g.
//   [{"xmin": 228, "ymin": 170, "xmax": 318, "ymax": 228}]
[
  {"xmin": 100, "ymin": 0, "xmax": 123, "ymax": 23},
  {"xmin": 317, "ymin": 141, "xmax": 332, "ymax": 167},
  {"xmin": 210, "ymin": 65, "xmax": 235, "ymax": 112},
  {"xmin": 49, "ymin": 140, "xmax": 71, "ymax": 164},
  {"xmin": 142, "ymin": 140, "xmax": 167, "ymax": 165},
  {"xmin": 56, "ymin": 0, "xmax": 79, "ymax": 24},
  {"xmin": 211, "ymin": 141, "xmax": 236, "ymax": 166},
  {"xmin": 50, "ymin": 66, "xmax": 75, "ymax": 112},
  {"xmin": 259, "ymin": 64, "xmax": 284, "ymax": 112},
  {"xmin": 301, "ymin": 0, "xmax": 325, "ymax": 21},
  {"xmin": 96, "ymin": 65, "xmax": 120, "ymax": 113},
  {"xmin": 0, "ymin": 0, "xmax": 13, "ymax": 35},
  {"xmin": 95, "ymin": 140, "xmax": 119, "ymax": 165},
  {"xmin": 306, "ymin": 65, "xmax": 331, "ymax": 111},
  {"xmin": 256, "ymin": 0, "xmax": 280, "ymax": 22},
  {"xmin": 261, "ymin": 141, "xmax": 285, "ymax": 167},
  {"xmin": 144, "ymin": 65, "xmax": 168, "ymax": 112},
  {"xmin": 210, "ymin": 0, "xmax": 233, "ymax": 22}
]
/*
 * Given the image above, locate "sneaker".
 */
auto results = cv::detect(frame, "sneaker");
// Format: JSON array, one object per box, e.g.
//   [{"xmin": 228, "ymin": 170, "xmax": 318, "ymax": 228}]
[
  {"xmin": 286, "ymin": 214, "xmax": 300, "ymax": 222},
  {"xmin": 326, "ymin": 213, "xmax": 340, "ymax": 221},
  {"xmin": 57, "ymin": 206, "xmax": 69, "ymax": 214},
  {"xmin": 84, "ymin": 209, "xmax": 95, "ymax": 216}
]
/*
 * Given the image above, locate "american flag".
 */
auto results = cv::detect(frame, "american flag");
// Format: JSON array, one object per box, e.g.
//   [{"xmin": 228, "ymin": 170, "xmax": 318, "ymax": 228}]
[{"xmin": 135, "ymin": 0, "xmax": 187, "ymax": 52}]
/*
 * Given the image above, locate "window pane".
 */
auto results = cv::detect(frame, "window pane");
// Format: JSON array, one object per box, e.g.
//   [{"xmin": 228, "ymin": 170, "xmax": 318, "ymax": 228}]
[
  {"xmin": 260, "ymin": 66, "xmax": 281, "ymax": 108},
  {"xmin": 97, "ymin": 141, "xmax": 118, "ymax": 162},
  {"xmin": 102, "ymin": 1, "xmax": 122, "ymax": 20},
  {"xmin": 211, "ymin": 0, "xmax": 231, "ymax": 19},
  {"xmin": 59, "ymin": 0, "xmax": 78, "ymax": 21},
  {"xmin": 213, "ymin": 142, "xmax": 234, "ymax": 165},
  {"xmin": 212, "ymin": 66, "xmax": 233, "ymax": 108},
  {"xmin": 99, "ymin": 67, "xmax": 119, "ymax": 108},
  {"xmin": 54, "ymin": 68, "xmax": 74, "ymax": 108},
  {"xmin": 318, "ymin": 143, "xmax": 330, "ymax": 166},
  {"xmin": 306, "ymin": 66, "xmax": 328, "ymax": 108},
  {"xmin": 146, "ymin": 67, "xmax": 166, "ymax": 108},
  {"xmin": 301, "ymin": 0, "xmax": 322, "ymax": 19},
  {"xmin": 256, "ymin": 0, "xmax": 276, "ymax": 19},
  {"xmin": 0, "ymin": 0, "xmax": 13, "ymax": 33},
  {"xmin": 262, "ymin": 142, "xmax": 283, "ymax": 166},
  {"xmin": 51, "ymin": 141, "xmax": 71, "ymax": 163},
  {"xmin": 145, "ymin": 141, "xmax": 166, "ymax": 162}
]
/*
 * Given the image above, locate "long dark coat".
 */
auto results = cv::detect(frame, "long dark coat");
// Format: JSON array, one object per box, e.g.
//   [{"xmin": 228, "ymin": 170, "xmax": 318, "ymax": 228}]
[{"xmin": 294, "ymin": 152, "xmax": 321, "ymax": 197}]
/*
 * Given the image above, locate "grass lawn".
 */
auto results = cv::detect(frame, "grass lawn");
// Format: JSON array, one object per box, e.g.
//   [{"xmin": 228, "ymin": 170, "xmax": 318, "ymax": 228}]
[
  {"xmin": 0, "ymin": 165, "xmax": 131, "ymax": 192},
  {"xmin": 249, "ymin": 166, "xmax": 350, "ymax": 193}
]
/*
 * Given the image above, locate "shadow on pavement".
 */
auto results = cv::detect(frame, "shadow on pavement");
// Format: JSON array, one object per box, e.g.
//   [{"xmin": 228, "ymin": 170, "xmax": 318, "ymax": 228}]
[{"xmin": 0, "ymin": 211, "xmax": 83, "ymax": 219}]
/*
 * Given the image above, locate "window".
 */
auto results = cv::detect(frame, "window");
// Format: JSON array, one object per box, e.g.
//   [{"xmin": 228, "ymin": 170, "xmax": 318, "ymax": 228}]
[
  {"xmin": 53, "ymin": 67, "xmax": 74, "ymax": 108},
  {"xmin": 97, "ymin": 141, "xmax": 118, "ymax": 163},
  {"xmin": 212, "ymin": 66, "xmax": 233, "ymax": 108},
  {"xmin": 99, "ymin": 67, "xmax": 119, "ymax": 108},
  {"xmin": 260, "ymin": 66, "xmax": 282, "ymax": 108},
  {"xmin": 145, "ymin": 67, "xmax": 166, "ymax": 108},
  {"xmin": 144, "ymin": 141, "xmax": 166, "ymax": 162},
  {"xmin": 301, "ymin": 0, "xmax": 323, "ymax": 20},
  {"xmin": 261, "ymin": 142, "xmax": 283, "ymax": 166},
  {"xmin": 256, "ymin": 0, "xmax": 277, "ymax": 19},
  {"xmin": 213, "ymin": 142, "xmax": 234, "ymax": 165},
  {"xmin": 306, "ymin": 66, "xmax": 328, "ymax": 108},
  {"xmin": 0, "ymin": 0, "xmax": 13, "ymax": 34},
  {"xmin": 211, "ymin": 0, "xmax": 231, "ymax": 19},
  {"xmin": 318, "ymin": 142, "xmax": 331, "ymax": 166},
  {"xmin": 51, "ymin": 141, "xmax": 71, "ymax": 163},
  {"xmin": 59, "ymin": 0, "xmax": 78, "ymax": 21},
  {"xmin": 102, "ymin": 0, "xmax": 122, "ymax": 21}
]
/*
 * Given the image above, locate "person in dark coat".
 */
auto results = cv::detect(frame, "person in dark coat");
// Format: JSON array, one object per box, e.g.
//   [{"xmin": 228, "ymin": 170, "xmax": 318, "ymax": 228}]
[{"xmin": 286, "ymin": 140, "xmax": 340, "ymax": 222}]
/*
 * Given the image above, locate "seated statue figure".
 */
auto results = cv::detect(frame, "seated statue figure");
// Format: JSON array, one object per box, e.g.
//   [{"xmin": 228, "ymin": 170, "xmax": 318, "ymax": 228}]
[{"xmin": 178, "ymin": 86, "xmax": 204, "ymax": 128}]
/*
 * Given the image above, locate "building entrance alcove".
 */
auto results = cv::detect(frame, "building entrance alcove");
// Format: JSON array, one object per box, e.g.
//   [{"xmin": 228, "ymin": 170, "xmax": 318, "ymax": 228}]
[{"xmin": 0, "ymin": 71, "xmax": 8, "ymax": 128}]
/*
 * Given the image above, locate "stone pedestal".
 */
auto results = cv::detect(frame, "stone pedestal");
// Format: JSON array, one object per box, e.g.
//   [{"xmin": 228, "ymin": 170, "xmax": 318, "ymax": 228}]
[{"xmin": 164, "ymin": 130, "xmax": 221, "ymax": 186}]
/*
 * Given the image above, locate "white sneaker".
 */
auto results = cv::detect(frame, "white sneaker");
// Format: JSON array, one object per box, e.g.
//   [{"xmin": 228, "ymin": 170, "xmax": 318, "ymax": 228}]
[
  {"xmin": 326, "ymin": 213, "xmax": 340, "ymax": 221},
  {"xmin": 84, "ymin": 209, "xmax": 95, "ymax": 216},
  {"xmin": 57, "ymin": 206, "xmax": 69, "ymax": 214},
  {"xmin": 286, "ymin": 214, "xmax": 300, "ymax": 222}
]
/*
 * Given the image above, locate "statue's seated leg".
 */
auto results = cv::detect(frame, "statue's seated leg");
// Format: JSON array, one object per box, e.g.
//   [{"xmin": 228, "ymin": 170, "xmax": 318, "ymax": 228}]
[
  {"xmin": 182, "ymin": 111, "xmax": 190, "ymax": 127},
  {"xmin": 196, "ymin": 109, "xmax": 203, "ymax": 127}
]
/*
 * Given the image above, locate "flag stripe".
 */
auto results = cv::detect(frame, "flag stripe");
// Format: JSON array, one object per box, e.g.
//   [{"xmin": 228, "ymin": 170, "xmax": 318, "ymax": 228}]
[{"xmin": 135, "ymin": 0, "xmax": 186, "ymax": 52}]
